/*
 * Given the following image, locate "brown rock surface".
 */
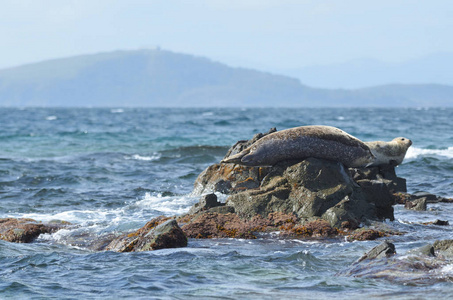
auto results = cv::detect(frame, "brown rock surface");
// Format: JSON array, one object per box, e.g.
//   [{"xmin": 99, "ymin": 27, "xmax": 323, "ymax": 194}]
[
  {"xmin": 0, "ymin": 218, "xmax": 67, "ymax": 243},
  {"xmin": 105, "ymin": 217, "xmax": 187, "ymax": 252}
]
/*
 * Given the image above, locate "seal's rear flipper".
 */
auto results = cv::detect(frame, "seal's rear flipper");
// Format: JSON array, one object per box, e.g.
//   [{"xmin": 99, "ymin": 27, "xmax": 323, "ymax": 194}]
[{"xmin": 220, "ymin": 149, "xmax": 249, "ymax": 164}]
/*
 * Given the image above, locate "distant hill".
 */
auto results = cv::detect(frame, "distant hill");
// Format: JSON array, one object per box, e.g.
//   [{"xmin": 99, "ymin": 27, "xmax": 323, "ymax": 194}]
[
  {"xmin": 0, "ymin": 49, "xmax": 452, "ymax": 107},
  {"xmin": 280, "ymin": 53, "xmax": 453, "ymax": 89}
]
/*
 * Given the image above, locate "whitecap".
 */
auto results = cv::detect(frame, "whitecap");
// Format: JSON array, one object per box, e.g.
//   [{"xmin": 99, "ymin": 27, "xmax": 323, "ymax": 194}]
[
  {"xmin": 405, "ymin": 147, "xmax": 453, "ymax": 159},
  {"xmin": 124, "ymin": 153, "xmax": 161, "ymax": 161},
  {"xmin": 134, "ymin": 192, "xmax": 198, "ymax": 215},
  {"xmin": 202, "ymin": 111, "xmax": 214, "ymax": 116},
  {"xmin": 45, "ymin": 116, "xmax": 57, "ymax": 121},
  {"xmin": 440, "ymin": 263, "xmax": 453, "ymax": 275},
  {"xmin": 110, "ymin": 108, "xmax": 124, "ymax": 113}
]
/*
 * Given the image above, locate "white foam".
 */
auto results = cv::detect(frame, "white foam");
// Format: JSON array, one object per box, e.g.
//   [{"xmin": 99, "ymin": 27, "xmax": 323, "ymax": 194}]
[
  {"xmin": 125, "ymin": 153, "xmax": 161, "ymax": 161},
  {"xmin": 11, "ymin": 194, "xmax": 196, "ymax": 226},
  {"xmin": 110, "ymin": 108, "xmax": 124, "ymax": 113},
  {"xmin": 405, "ymin": 147, "xmax": 453, "ymax": 160},
  {"xmin": 134, "ymin": 192, "xmax": 198, "ymax": 215},
  {"xmin": 45, "ymin": 116, "xmax": 57, "ymax": 121}
]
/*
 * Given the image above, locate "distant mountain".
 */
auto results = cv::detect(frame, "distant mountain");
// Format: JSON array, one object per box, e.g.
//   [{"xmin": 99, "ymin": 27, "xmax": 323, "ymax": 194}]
[
  {"xmin": 0, "ymin": 49, "xmax": 452, "ymax": 107},
  {"xmin": 280, "ymin": 53, "xmax": 453, "ymax": 89}
]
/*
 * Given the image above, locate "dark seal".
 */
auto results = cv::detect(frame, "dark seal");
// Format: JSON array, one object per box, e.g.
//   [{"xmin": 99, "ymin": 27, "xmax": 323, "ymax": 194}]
[{"xmin": 221, "ymin": 125, "xmax": 375, "ymax": 168}]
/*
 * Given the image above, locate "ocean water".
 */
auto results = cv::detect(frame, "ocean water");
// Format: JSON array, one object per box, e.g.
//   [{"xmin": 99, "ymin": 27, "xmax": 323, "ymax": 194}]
[{"xmin": 0, "ymin": 107, "xmax": 452, "ymax": 299}]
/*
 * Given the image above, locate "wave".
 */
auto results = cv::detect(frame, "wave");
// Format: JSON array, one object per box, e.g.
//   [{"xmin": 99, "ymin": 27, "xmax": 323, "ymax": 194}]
[
  {"xmin": 405, "ymin": 147, "xmax": 453, "ymax": 160},
  {"xmin": 124, "ymin": 153, "xmax": 161, "ymax": 161},
  {"xmin": 8, "ymin": 192, "xmax": 197, "ymax": 228}
]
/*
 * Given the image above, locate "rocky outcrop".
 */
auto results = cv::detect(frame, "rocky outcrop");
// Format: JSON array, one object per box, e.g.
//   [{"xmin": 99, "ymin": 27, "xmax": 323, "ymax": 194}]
[
  {"xmin": 186, "ymin": 128, "xmax": 419, "ymax": 240},
  {"xmin": 105, "ymin": 217, "xmax": 187, "ymax": 252},
  {"xmin": 193, "ymin": 156, "xmax": 399, "ymax": 229},
  {"xmin": 0, "ymin": 218, "xmax": 68, "ymax": 243}
]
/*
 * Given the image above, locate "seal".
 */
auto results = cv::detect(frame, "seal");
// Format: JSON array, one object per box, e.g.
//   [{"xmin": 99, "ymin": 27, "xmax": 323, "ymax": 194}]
[
  {"xmin": 365, "ymin": 137, "xmax": 412, "ymax": 166},
  {"xmin": 221, "ymin": 125, "xmax": 375, "ymax": 167}
]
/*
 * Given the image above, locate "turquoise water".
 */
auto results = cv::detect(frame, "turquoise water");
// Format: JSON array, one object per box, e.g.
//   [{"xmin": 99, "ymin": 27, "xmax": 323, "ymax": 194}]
[{"xmin": 0, "ymin": 107, "xmax": 452, "ymax": 299}]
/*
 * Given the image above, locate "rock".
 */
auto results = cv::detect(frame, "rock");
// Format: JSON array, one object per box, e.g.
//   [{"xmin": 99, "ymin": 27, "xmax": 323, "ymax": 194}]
[
  {"xmin": 0, "ymin": 218, "xmax": 67, "ymax": 243},
  {"xmin": 404, "ymin": 197, "xmax": 427, "ymax": 211},
  {"xmin": 181, "ymin": 212, "xmax": 260, "ymax": 239},
  {"xmin": 422, "ymin": 219, "xmax": 449, "ymax": 226},
  {"xmin": 188, "ymin": 193, "xmax": 224, "ymax": 215},
  {"xmin": 355, "ymin": 179, "xmax": 395, "ymax": 220},
  {"xmin": 105, "ymin": 217, "xmax": 187, "ymax": 252},
  {"xmin": 408, "ymin": 244, "xmax": 436, "ymax": 257},
  {"xmin": 433, "ymin": 240, "xmax": 453, "ymax": 258},
  {"xmin": 282, "ymin": 219, "xmax": 338, "ymax": 238},
  {"xmin": 189, "ymin": 129, "xmax": 408, "ymax": 236},
  {"xmin": 193, "ymin": 163, "xmax": 271, "ymax": 195},
  {"xmin": 358, "ymin": 241, "xmax": 396, "ymax": 262},
  {"xmin": 347, "ymin": 229, "xmax": 389, "ymax": 241},
  {"xmin": 350, "ymin": 164, "xmax": 407, "ymax": 193},
  {"xmin": 412, "ymin": 191, "xmax": 438, "ymax": 202}
]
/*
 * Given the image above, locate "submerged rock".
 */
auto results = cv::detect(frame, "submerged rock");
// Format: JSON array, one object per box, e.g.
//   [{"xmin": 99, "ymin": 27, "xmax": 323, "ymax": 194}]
[
  {"xmin": 358, "ymin": 241, "xmax": 396, "ymax": 262},
  {"xmin": 0, "ymin": 218, "xmax": 67, "ymax": 243},
  {"xmin": 405, "ymin": 197, "xmax": 428, "ymax": 211},
  {"xmin": 105, "ymin": 217, "xmax": 187, "ymax": 252},
  {"xmin": 341, "ymin": 240, "xmax": 453, "ymax": 284}
]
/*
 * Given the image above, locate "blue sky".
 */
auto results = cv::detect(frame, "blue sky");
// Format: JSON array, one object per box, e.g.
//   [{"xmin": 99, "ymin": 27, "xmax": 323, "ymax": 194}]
[{"xmin": 1, "ymin": 0, "xmax": 452, "ymax": 70}]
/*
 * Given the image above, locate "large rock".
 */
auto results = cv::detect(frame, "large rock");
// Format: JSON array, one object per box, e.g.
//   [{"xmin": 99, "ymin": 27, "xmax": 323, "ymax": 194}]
[
  {"xmin": 193, "ymin": 157, "xmax": 396, "ymax": 228},
  {"xmin": 106, "ymin": 217, "xmax": 187, "ymax": 252},
  {"xmin": 0, "ymin": 218, "xmax": 67, "ymax": 243}
]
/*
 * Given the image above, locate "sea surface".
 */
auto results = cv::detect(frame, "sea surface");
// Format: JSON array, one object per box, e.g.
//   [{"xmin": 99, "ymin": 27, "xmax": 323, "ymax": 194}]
[{"xmin": 0, "ymin": 107, "xmax": 452, "ymax": 299}]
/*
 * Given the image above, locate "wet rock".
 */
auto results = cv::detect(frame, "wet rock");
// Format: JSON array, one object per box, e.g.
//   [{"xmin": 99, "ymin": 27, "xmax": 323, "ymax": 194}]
[
  {"xmin": 347, "ymin": 229, "xmax": 389, "ymax": 241},
  {"xmin": 190, "ymin": 129, "xmax": 409, "ymax": 236},
  {"xmin": 188, "ymin": 193, "xmax": 225, "ymax": 215},
  {"xmin": 341, "ymin": 242, "xmax": 450, "ymax": 284},
  {"xmin": 193, "ymin": 163, "xmax": 271, "ymax": 195},
  {"xmin": 433, "ymin": 240, "xmax": 453, "ymax": 258},
  {"xmin": 180, "ymin": 211, "xmax": 340, "ymax": 239},
  {"xmin": 392, "ymin": 192, "xmax": 412, "ymax": 204},
  {"xmin": 0, "ymin": 218, "xmax": 67, "ymax": 243},
  {"xmin": 224, "ymin": 158, "xmax": 381, "ymax": 227},
  {"xmin": 281, "ymin": 219, "xmax": 338, "ymax": 238},
  {"xmin": 355, "ymin": 179, "xmax": 395, "ymax": 220},
  {"xmin": 106, "ymin": 217, "xmax": 187, "ymax": 252},
  {"xmin": 350, "ymin": 164, "xmax": 407, "ymax": 193},
  {"xmin": 358, "ymin": 241, "xmax": 396, "ymax": 262},
  {"xmin": 404, "ymin": 197, "xmax": 427, "ymax": 211},
  {"xmin": 422, "ymin": 219, "xmax": 449, "ymax": 226},
  {"xmin": 412, "ymin": 191, "xmax": 438, "ymax": 202},
  {"xmin": 181, "ymin": 212, "xmax": 259, "ymax": 239},
  {"xmin": 396, "ymin": 191, "xmax": 453, "ymax": 205},
  {"xmin": 408, "ymin": 244, "xmax": 436, "ymax": 257}
]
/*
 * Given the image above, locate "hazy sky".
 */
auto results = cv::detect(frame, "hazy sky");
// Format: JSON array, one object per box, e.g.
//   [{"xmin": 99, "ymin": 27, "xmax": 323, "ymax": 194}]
[{"xmin": 1, "ymin": 0, "xmax": 452, "ymax": 70}]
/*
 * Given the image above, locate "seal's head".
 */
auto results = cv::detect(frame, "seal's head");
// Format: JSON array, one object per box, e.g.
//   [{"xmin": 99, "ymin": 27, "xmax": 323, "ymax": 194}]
[{"xmin": 392, "ymin": 137, "xmax": 412, "ymax": 150}]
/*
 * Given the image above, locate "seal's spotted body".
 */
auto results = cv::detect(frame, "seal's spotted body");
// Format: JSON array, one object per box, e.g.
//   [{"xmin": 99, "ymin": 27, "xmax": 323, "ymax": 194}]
[{"xmin": 221, "ymin": 125, "xmax": 375, "ymax": 168}]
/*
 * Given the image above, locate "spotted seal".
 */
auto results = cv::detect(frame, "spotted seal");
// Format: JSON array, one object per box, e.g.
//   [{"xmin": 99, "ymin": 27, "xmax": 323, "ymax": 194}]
[
  {"xmin": 365, "ymin": 137, "xmax": 412, "ymax": 166},
  {"xmin": 221, "ymin": 125, "xmax": 375, "ymax": 167}
]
